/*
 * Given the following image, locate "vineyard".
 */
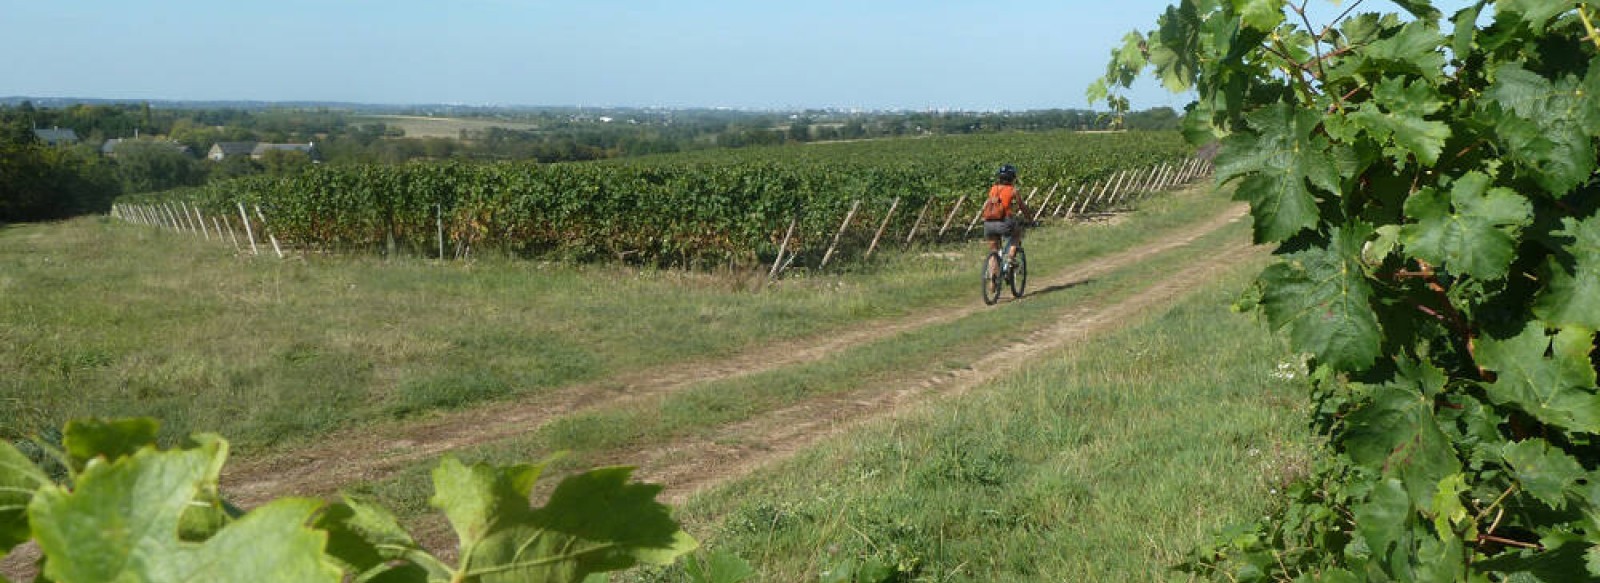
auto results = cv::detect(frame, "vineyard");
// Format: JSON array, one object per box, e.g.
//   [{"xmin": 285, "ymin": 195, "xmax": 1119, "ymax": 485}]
[{"xmin": 112, "ymin": 131, "xmax": 1203, "ymax": 267}]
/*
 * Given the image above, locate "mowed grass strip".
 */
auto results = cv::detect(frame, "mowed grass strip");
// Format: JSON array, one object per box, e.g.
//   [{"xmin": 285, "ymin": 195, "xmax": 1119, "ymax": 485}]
[
  {"xmin": 641, "ymin": 259, "xmax": 1311, "ymax": 582},
  {"xmin": 337, "ymin": 206, "xmax": 1255, "ymax": 527},
  {"xmin": 0, "ymin": 186, "xmax": 1233, "ymax": 455}
]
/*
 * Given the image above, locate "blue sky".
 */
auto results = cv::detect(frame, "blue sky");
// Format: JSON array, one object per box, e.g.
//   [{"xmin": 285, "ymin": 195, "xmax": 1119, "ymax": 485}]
[{"xmin": 1, "ymin": 1, "xmax": 1475, "ymax": 111}]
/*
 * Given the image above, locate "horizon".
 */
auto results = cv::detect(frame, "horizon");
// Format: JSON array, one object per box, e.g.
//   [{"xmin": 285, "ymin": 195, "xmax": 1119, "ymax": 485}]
[{"xmin": 1, "ymin": 94, "xmax": 1176, "ymax": 115}]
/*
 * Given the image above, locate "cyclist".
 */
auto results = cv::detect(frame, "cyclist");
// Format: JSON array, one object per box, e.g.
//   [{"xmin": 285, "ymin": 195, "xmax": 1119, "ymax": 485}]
[{"xmin": 982, "ymin": 164, "xmax": 1031, "ymax": 268}]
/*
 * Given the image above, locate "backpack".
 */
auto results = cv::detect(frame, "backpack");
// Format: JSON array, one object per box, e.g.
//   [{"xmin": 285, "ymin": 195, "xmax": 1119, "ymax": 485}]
[{"xmin": 981, "ymin": 185, "xmax": 1010, "ymax": 221}]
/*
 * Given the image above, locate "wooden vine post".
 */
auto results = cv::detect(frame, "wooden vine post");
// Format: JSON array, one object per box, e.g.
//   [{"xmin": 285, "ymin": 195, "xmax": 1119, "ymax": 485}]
[
  {"xmin": 937, "ymin": 194, "xmax": 966, "ymax": 237},
  {"xmin": 254, "ymin": 205, "xmax": 283, "ymax": 259},
  {"xmin": 864, "ymin": 197, "xmax": 900, "ymax": 259},
  {"xmin": 768, "ymin": 215, "xmax": 799, "ymax": 281},
  {"xmin": 1033, "ymin": 182, "xmax": 1059, "ymax": 221},
  {"xmin": 819, "ymin": 199, "xmax": 861, "ymax": 269},
  {"xmin": 904, "ymin": 197, "xmax": 932, "ymax": 244},
  {"xmin": 237, "ymin": 203, "xmax": 259, "ymax": 256}
]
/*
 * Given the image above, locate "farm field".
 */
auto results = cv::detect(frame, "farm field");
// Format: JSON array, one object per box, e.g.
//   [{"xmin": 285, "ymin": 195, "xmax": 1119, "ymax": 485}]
[{"xmin": 354, "ymin": 114, "xmax": 542, "ymax": 139}]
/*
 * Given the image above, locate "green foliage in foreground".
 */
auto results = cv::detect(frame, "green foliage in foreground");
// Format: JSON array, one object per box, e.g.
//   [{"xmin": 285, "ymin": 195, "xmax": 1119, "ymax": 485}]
[
  {"xmin": 3, "ymin": 418, "xmax": 697, "ymax": 583},
  {"xmin": 1100, "ymin": 0, "xmax": 1600, "ymax": 580}
]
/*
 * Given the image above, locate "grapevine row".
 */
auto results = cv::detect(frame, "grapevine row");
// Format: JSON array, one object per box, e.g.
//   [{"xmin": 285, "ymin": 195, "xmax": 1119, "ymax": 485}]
[{"xmin": 117, "ymin": 131, "xmax": 1193, "ymax": 265}]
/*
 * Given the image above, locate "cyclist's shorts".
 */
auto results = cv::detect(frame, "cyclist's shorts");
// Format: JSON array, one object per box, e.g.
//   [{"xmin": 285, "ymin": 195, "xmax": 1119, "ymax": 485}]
[{"xmin": 983, "ymin": 218, "xmax": 1014, "ymax": 238}]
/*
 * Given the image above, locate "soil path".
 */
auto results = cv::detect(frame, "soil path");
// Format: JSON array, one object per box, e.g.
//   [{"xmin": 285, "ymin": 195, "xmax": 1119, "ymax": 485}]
[{"xmin": 217, "ymin": 199, "xmax": 1249, "ymax": 507}]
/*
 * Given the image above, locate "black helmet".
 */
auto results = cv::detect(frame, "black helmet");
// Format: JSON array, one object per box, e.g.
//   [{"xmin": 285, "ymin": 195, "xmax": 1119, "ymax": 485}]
[{"xmin": 996, "ymin": 164, "xmax": 1017, "ymax": 182}]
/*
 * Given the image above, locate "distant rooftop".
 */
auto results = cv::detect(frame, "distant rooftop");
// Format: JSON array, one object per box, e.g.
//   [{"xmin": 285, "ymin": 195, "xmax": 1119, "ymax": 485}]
[{"xmin": 32, "ymin": 127, "xmax": 79, "ymax": 145}]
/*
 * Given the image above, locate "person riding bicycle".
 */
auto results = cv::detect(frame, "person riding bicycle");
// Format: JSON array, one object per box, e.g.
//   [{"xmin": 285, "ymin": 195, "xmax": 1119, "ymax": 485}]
[{"xmin": 982, "ymin": 164, "xmax": 1030, "ymax": 267}]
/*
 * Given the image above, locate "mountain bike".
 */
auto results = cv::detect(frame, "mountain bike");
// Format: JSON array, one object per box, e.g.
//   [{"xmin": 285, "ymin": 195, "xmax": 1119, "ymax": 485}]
[{"xmin": 982, "ymin": 229, "xmax": 1028, "ymax": 305}]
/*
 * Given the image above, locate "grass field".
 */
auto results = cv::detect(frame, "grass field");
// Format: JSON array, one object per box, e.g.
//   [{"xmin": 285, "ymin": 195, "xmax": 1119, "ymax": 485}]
[
  {"xmin": 0, "ymin": 180, "xmax": 1309, "ymax": 581},
  {"xmin": 354, "ymin": 114, "xmax": 540, "ymax": 139}
]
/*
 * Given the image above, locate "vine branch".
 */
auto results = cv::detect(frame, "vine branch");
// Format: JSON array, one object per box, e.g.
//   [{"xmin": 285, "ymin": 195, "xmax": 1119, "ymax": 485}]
[{"xmin": 1580, "ymin": 6, "xmax": 1600, "ymax": 50}]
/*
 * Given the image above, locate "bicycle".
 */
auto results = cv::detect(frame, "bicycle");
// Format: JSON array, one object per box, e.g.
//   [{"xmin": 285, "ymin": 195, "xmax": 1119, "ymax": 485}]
[{"xmin": 982, "ymin": 229, "xmax": 1028, "ymax": 305}]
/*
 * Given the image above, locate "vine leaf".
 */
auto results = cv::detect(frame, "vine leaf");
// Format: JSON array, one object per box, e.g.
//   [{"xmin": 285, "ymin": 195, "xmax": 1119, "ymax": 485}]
[
  {"xmin": 1354, "ymin": 478, "xmax": 1411, "ymax": 563},
  {"xmin": 1215, "ymin": 102, "xmax": 1339, "ymax": 243},
  {"xmin": 1482, "ymin": 63, "xmax": 1598, "ymax": 197},
  {"xmin": 61, "ymin": 417, "xmax": 237, "ymax": 543},
  {"xmin": 61, "ymin": 417, "xmax": 159, "ymax": 472},
  {"xmin": 1259, "ymin": 223, "xmax": 1383, "ymax": 371},
  {"xmin": 1344, "ymin": 380, "xmax": 1459, "ymax": 504},
  {"xmin": 1533, "ymin": 215, "xmax": 1600, "ymax": 329},
  {"xmin": 1475, "ymin": 323, "xmax": 1600, "ymax": 434},
  {"xmin": 1400, "ymin": 171, "xmax": 1531, "ymax": 280},
  {"xmin": 1501, "ymin": 438, "xmax": 1586, "ymax": 510},
  {"xmin": 26, "ymin": 436, "xmax": 342, "ymax": 583},
  {"xmin": 431, "ymin": 456, "xmax": 698, "ymax": 583},
  {"xmin": 1231, "ymin": 0, "xmax": 1286, "ymax": 32},
  {"xmin": 1496, "ymin": 0, "xmax": 1575, "ymax": 32},
  {"xmin": 1331, "ymin": 20, "xmax": 1446, "ymax": 81},
  {"xmin": 1348, "ymin": 76, "xmax": 1452, "ymax": 166},
  {"xmin": 317, "ymin": 495, "xmax": 444, "ymax": 583},
  {"xmin": 0, "ymin": 442, "xmax": 48, "ymax": 557}
]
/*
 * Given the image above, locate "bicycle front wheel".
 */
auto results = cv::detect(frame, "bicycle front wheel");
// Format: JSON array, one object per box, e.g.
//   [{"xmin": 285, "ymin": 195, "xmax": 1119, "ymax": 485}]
[
  {"xmin": 983, "ymin": 252, "xmax": 1002, "ymax": 305},
  {"xmin": 1009, "ymin": 248, "xmax": 1028, "ymax": 298}
]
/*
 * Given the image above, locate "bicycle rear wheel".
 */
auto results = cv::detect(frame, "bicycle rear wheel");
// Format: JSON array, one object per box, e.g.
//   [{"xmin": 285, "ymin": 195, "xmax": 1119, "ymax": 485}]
[
  {"xmin": 982, "ymin": 252, "xmax": 1002, "ymax": 305},
  {"xmin": 1009, "ymin": 248, "xmax": 1028, "ymax": 298}
]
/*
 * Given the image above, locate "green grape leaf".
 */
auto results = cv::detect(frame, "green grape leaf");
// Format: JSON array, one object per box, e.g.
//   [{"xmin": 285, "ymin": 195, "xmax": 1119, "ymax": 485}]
[
  {"xmin": 1400, "ymin": 171, "xmax": 1531, "ymax": 280},
  {"xmin": 0, "ymin": 441, "xmax": 49, "ymax": 555},
  {"xmin": 62, "ymin": 417, "xmax": 159, "ymax": 471},
  {"xmin": 1258, "ymin": 223, "xmax": 1383, "ymax": 371},
  {"xmin": 1215, "ymin": 103, "xmax": 1338, "ymax": 243},
  {"xmin": 1589, "ymin": 545, "xmax": 1600, "ymax": 577},
  {"xmin": 1431, "ymin": 474, "xmax": 1472, "ymax": 541},
  {"xmin": 1533, "ymin": 215, "xmax": 1600, "ymax": 329},
  {"xmin": 1344, "ymin": 383, "xmax": 1459, "ymax": 505},
  {"xmin": 1451, "ymin": 3, "xmax": 1481, "ymax": 59},
  {"xmin": 1231, "ymin": 0, "xmax": 1285, "ymax": 32},
  {"xmin": 27, "ymin": 437, "xmax": 341, "ymax": 583},
  {"xmin": 1476, "ymin": 323, "xmax": 1600, "ymax": 433},
  {"xmin": 1502, "ymin": 439, "xmax": 1586, "ymax": 510},
  {"xmin": 1482, "ymin": 63, "xmax": 1597, "ymax": 196},
  {"xmin": 431, "ymin": 458, "xmax": 698, "ymax": 583},
  {"xmin": 318, "ymin": 495, "xmax": 444, "ymax": 583},
  {"xmin": 1361, "ymin": 20, "xmax": 1447, "ymax": 81},
  {"xmin": 1348, "ymin": 76, "xmax": 1452, "ymax": 166},
  {"xmin": 1149, "ymin": 2, "xmax": 1203, "ymax": 93},
  {"xmin": 1389, "ymin": 0, "xmax": 1444, "ymax": 22},
  {"xmin": 1496, "ymin": 0, "xmax": 1574, "ymax": 32},
  {"xmin": 1354, "ymin": 478, "xmax": 1411, "ymax": 561},
  {"xmin": 429, "ymin": 455, "xmax": 545, "ymax": 552}
]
